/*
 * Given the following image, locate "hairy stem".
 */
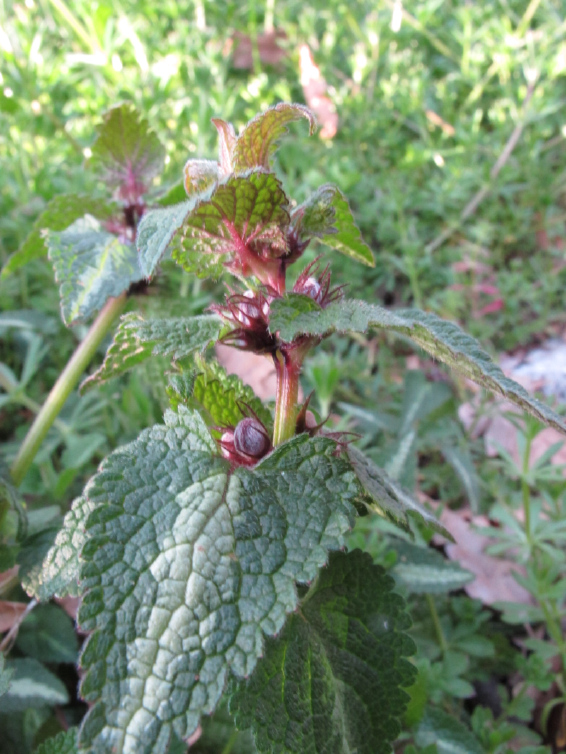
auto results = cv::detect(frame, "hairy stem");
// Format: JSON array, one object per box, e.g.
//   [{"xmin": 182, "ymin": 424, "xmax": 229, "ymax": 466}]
[{"xmin": 10, "ymin": 293, "xmax": 127, "ymax": 486}]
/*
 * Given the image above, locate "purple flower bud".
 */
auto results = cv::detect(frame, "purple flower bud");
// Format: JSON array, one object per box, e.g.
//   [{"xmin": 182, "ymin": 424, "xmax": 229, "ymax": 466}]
[{"xmin": 233, "ymin": 418, "xmax": 271, "ymax": 460}]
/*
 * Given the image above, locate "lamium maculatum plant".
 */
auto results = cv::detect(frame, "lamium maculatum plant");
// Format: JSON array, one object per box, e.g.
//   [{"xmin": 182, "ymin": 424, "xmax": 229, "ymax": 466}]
[{"xmin": 13, "ymin": 103, "xmax": 566, "ymax": 754}]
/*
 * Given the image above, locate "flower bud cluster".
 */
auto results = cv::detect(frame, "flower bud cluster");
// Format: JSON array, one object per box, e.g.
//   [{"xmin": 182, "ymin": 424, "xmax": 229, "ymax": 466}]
[
  {"xmin": 210, "ymin": 288, "xmax": 278, "ymax": 354},
  {"xmin": 293, "ymin": 258, "xmax": 344, "ymax": 308}
]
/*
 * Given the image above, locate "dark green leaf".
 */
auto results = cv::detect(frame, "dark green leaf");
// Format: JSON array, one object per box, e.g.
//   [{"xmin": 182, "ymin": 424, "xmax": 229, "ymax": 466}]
[
  {"xmin": 172, "ymin": 170, "xmax": 289, "ymax": 274},
  {"xmin": 0, "ymin": 658, "xmax": 69, "ymax": 712},
  {"xmin": 88, "ymin": 103, "xmax": 165, "ymax": 190},
  {"xmin": 391, "ymin": 540, "xmax": 473, "ymax": 594},
  {"xmin": 268, "ymin": 298, "xmax": 566, "ymax": 433},
  {"xmin": 0, "ymin": 654, "xmax": 13, "ymax": 699},
  {"xmin": 416, "ymin": 707, "xmax": 483, "ymax": 754},
  {"xmin": 230, "ymin": 549, "xmax": 416, "ymax": 754},
  {"xmin": 80, "ymin": 312, "xmax": 223, "ymax": 391},
  {"xmin": 15, "ymin": 604, "xmax": 79, "ymax": 663},
  {"xmin": 291, "ymin": 185, "xmax": 374, "ymax": 266},
  {"xmin": 155, "ymin": 182, "xmax": 187, "ymax": 207},
  {"xmin": 77, "ymin": 408, "xmax": 358, "ymax": 754},
  {"xmin": 232, "ymin": 103, "xmax": 316, "ymax": 172},
  {"xmin": 46, "ymin": 215, "xmax": 142, "ymax": 325},
  {"xmin": 441, "ymin": 445, "xmax": 481, "ymax": 513},
  {"xmin": 0, "ymin": 473, "xmax": 27, "ymax": 543},
  {"xmin": 0, "ymin": 196, "xmax": 118, "ymax": 279},
  {"xmin": 35, "ymin": 728, "xmax": 79, "ymax": 754},
  {"xmin": 347, "ymin": 445, "xmax": 453, "ymax": 539}
]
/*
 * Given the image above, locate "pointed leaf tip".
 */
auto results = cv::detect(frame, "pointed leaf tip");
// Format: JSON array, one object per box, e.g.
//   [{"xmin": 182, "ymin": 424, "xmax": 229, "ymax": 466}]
[{"xmin": 232, "ymin": 103, "xmax": 317, "ymax": 172}]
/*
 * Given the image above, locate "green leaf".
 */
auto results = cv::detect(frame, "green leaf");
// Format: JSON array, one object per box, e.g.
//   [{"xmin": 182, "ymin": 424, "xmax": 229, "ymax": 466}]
[
  {"xmin": 80, "ymin": 312, "xmax": 223, "ymax": 391},
  {"xmin": 347, "ymin": 445, "xmax": 453, "ymax": 540},
  {"xmin": 416, "ymin": 707, "xmax": 483, "ymax": 754},
  {"xmin": 46, "ymin": 215, "xmax": 142, "ymax": 325},
  {"xmin": 0, "ymin": 196, "xmax": 118, "ymax": 279},
  {"xmin": 172, "ymin": 170, "xmax": 289, "ymax": 273},
  {"xmin": 35, "ymin": 728, "xmax": 79, "ymax": 754},
  {"xmin": 77, "ymin": 407, "xmax": 358, "ymax": 754},
  {"xmin": 291, "ymin": 185, "xmax": 375, "ymax": 267},
  {"xmin": 232, "ymin": 103, "xmax": 316, "ymax": 172},
  {"xmin": 183, "ymin": 159, "xmax": 220, "ymax": 197},
  {"xmin": 0, "ymin": 654, "xmax": 13, "ymax": 699},
  {"xmin": 168, "ymin": 356, "xmax": 272, "ymax": 430},
  {"xmin": 0, "ymin": 658, "xmax": 69, "ymax": 712},
  {"xmin": 0, "ymin": 472, "xmax": 28, "ymax": 543},
  {"xmin": 88, "ymin": 103, "xmax": 165, "ymax": 191},
  {"xmin": 155, "ymin": 182, "xmax": 187, "ymax": 207},
  {"xmin": 391, "ymin": 540, "xmax": 473, "ymax": 594},
  {"xmin": 230, "ymin": 549, "xmax": 416, "ymax": 754},
  {"xmin": 136, "ymin": 199, "xmax": 199, "ymax": 279},
  {"xmin": 441, "ymin": 445, "xmax": 481, "ymax": 513},
  {"xmin": 31, "ymin": 497, "xmax": 94, "ymax": 601},
  {"xmin": 268, "ymin": 298, "xmax": 566, "ymax": 434},
  {"xmin": 18, "ymin": 528, "xmax": 60, "ymax": 599},
  {"xmin": 15, "ymin": 604, "xmax": 79, "ymax": 663}
]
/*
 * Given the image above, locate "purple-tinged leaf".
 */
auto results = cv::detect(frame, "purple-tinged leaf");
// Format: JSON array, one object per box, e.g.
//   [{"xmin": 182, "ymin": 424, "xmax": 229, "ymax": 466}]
[
  {"xmin": 183, "ymin": 159, "xmax": 220, "ymax": 197},
  {"xmin": 292, "ymin": 184, "xmax": 374, "ymax": 267},
  {"xmin": 88, "ymin": 103, "xmax": 165, "ymax": 200},
  {"xmin": 172, "ymin": 170, "xmax": 289, "ymax": 277},
  {"xmin": 212, "ymin": 118, "xmax": 237, "ymax": 173},
  {"xmin": 45, "ymin": 215, "xmax": 142, "ymax": 325},
  {"xmin": 1, "ymin": 195, "xmax": 118, "ymax": 279},
  {"xmin": 232, "ymin": 103, "xmax": 316, "ymax": 172}
]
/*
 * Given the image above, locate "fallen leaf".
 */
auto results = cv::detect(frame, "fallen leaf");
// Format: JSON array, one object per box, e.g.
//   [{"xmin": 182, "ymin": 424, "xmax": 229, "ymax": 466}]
[
  {"xmin": 0, "ymin": 600, "xmax": 27, "ymax": 633},
  {"xmin": 299, "ymin": 44, "xmax": 338, "ymax": 139},
  {"xmin": 231, "ymin": 30, "xmax": 288, "ymax": 70},
  {"xmin": 441, "ymin": 508, "xmax": 534, "ymax": 606}
]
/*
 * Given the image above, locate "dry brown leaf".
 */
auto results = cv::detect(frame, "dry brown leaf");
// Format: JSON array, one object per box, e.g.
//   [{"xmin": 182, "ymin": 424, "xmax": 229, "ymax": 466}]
[
  {"xmin": 231, "ymin": 30, "xmax": 288, "ymax": 70},
  {"xmin": 299, "ymin": 44, "xmax": 338, "ymax": 139},
  {"xmin": 0, "ymin": 600, "xmax": 27, "ymax": 633},
  {"xmin": 441, "ymin": 508, "xmax": 534, "ymax": 606}
]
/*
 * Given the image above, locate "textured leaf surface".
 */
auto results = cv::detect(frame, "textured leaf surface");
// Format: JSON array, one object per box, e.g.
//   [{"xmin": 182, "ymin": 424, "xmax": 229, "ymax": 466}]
[
  {"xmin": 34, "ymin": 496, "xmax": 95, "ymax": 601},
  {"xmin": 88, "ymin": 103, "xmax": 165, "ymax": 189},
  {"xmin": 81, "ymin": 313, "xmax": 223, "ymax": 391},
  {"xmin": 168, "ymin": 356, "xmax": 272, "ymax": 430},
  {"xmin": 172, "ymin": 170, "xmax": 289, "ymax": 273},
  {"xmin": 347, "ymin": 446, "xmax": 452, "ymax": 539},
  {"xmin": 1, "ymin": 196, "xmax": 118, "ymax": 279},
  {"xmin": 291, "ymin": 185, "xmax": 374, "ymax": 266},
  {"xmin": 230, "ymin": 549, "xmax": 416, "ymax": 754},
  {"xmin": 1, "ymin": 658, "xmax": 69, "ymax": 712},
  {"xmin": 232, "ymin": 103, "xmax": 316, "ymax": 172},
  {"xmin": 416, "ymin": 707, "xmax": 483, "ymax": 754},
  {"xmin": 392, "ymin": 540, "xmax": 473, "ymax": 594},
  {"xmin": 136, "ymin": 200, "xmax": 197, "ymax": 278},
  {"xmin": 269, "ymin": 298, "xmax": 566, "ymax": 433},
  {"xmin": 78, "ymin": 408, "xmax": 358, "ymax": 754},
  {"xmin": 36, "ymin": 728, "xmax": 79, "ymax": 754},
  {"xmin": 46, "ymin": 215, "xmax": 142, "ymax": 325},
  {"xmin": 184, "ymin": 159, "xmax": 220, "ymax": 197}
]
